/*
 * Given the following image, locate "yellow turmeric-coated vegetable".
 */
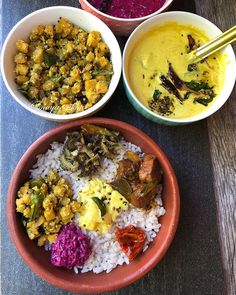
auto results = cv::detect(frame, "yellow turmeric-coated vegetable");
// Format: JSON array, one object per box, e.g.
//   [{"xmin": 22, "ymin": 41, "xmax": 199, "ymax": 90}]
[
  {"xmin": 14, "ymin": 17, "xmax": 113, "ymax": 115},
  {"xmin": 16, "ymin": 170, "xmax": 81, "ymax": 246}
]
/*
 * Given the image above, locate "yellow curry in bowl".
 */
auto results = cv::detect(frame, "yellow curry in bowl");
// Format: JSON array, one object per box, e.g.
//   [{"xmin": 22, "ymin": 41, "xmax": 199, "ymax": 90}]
[{"xmin": 128, "ymin": 22, "xmax": 225, "ymax": 119}]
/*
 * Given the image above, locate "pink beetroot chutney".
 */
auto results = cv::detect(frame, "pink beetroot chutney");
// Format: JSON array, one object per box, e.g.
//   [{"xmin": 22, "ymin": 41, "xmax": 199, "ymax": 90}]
[
  {"xmin": 51, "ymin": 223, "xmax": 91, "ymax": 269},
  {"xmin": 88, "ymin": 0, "xmax": 166, "ymax": 18}
]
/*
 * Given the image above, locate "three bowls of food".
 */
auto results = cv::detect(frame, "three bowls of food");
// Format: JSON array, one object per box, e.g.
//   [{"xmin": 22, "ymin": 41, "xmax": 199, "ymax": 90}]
[
  {"xmin": 1, "ymin": 6, "xmax": 122, "ymax": 121},
  {"xmin": 2, "ymin": 3, "xmax": 236, "ymax": 294},
  {"xmin": 7, "ymin": 118, "xmax": 180, "ymax": 293}
]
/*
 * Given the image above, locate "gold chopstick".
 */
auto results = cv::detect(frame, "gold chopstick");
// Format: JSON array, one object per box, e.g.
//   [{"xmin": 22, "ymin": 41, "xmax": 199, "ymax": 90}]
[{"xmin": 189, "ymin": 25, "xmax": 236, "ymax": 64}]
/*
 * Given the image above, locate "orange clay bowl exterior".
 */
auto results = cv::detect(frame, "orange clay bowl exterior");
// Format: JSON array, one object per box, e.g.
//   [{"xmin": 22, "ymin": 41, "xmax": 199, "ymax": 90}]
[{"xmin": 7, "ymin": 117, "xmax": 180, "ymax": 293}]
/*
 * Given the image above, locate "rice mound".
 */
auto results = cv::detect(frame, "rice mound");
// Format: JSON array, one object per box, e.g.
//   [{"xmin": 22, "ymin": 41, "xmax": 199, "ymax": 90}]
[{"xmin": 30, "ymin": 139, "xmax": 166, "ymax": 274}]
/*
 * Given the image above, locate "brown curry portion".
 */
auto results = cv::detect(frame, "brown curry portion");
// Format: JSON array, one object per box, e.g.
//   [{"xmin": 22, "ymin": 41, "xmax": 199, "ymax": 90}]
[{"xmin": 112, "ymin": 151, "xmax": 162, "ymax": 208}]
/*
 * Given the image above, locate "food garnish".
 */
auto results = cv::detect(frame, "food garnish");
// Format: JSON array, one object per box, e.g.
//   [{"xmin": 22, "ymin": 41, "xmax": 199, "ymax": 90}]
[
  {"xmin": 110, "ymin": 178, "xmax": 132, "ymax": 200},
  {"xmin": 161, "ymin": 59, "xmax": 216, "ymax": 107},
  {"xmin": 149, "ymin": 94, "xmax": 174, "ymax": 116},
  {"xmin": 187, "ymin": 63, "xmax": 197, "ymax": 72},
  {"xmin": 152, "ymin": 89, "xmax": 162, "ymax": 101},
  {"xmin": 166, "ymin": 62, "xmax": 216, "ymax": 106},
  {"xmin": 194, "ymin": 96, "xmax": 214, "ymax": 106},
  {"xmin": 91, "ymin": 196, "xmax": 107, "ymax": 216},
  {"xmin": 168, "ymin": 62, "xmax": 185, "ymax": 90},
  {"xmin": 160, "ymin": 74, "xmax": 183, "ymax": 102},
  {"xmin": 115, "ymin": 225, "xmax": 146, "ymax": 261},
  {"xmin": 187, "ymin": 34, "xmax": 197, "ymax": 51},
  {"xmin": 43, "ymin": 51, "xmax": 59, "ymax": 67},
  {"xmin": 51, "ymin": 223, "xmax": 91, "ymax": 269},
  {"xmin": 30, "ymin": 190, "xmax": 44, "ymax": 221}
]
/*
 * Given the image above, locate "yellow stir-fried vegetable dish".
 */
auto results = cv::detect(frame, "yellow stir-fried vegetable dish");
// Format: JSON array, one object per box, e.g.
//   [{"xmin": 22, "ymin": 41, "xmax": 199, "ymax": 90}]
[
  {"xmin": 16, "ymin": 171, "xmax": 81, "ymax": 246},
  {"xmin": 14, "ymin": 17, "xmax": 113, "ymax": 114}
]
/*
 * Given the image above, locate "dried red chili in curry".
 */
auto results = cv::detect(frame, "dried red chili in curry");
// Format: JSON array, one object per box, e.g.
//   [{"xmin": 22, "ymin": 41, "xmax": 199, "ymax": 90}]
[{"xmin": 115, "ymin": 225, "xmax": 146, "ymax": 261}]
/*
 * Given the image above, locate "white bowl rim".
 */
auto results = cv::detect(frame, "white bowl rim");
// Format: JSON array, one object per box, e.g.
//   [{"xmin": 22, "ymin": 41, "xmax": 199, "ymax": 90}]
[
  {"xmin": 123, "ymin": 11, "xmax": 236, "ymax": 124},
  {"xmin": 1, "ymin": 6, "xmax": 122, "ymax": 121},
  {"xmin": 80, "ymin": 0, "xmax": 174, "ymax": 22}
]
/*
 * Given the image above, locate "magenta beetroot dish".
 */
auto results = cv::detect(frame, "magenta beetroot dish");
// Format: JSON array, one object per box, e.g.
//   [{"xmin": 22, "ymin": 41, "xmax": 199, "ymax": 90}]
[
  {"xmin": 51, "ymin": 223, "xmax": 92, "ymax": 269},
  {"xmin": 87, "ymin": 0, "xmax": 166, "ymax": 19}
]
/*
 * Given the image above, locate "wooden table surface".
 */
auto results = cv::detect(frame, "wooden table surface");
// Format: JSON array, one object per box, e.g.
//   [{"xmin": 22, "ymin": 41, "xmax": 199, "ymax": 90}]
[
  {"xmin": 1, "ymin": 0, "xmax": 235, "ymax": 294},
  {"xmin": 196, "ymin": 1, "xmax": 236, "ymax": 294}
]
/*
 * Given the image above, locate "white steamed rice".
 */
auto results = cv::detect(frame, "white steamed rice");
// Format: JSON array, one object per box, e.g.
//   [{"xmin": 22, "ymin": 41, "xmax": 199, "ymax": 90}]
[{"xmin": 30, "ymin": 139, "xmax": 166, "ymax": 274}]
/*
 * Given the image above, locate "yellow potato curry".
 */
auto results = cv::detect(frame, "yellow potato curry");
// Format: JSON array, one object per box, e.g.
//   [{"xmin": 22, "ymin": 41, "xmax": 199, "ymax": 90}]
[{"xmin": 77, "ymin": 178, "xmax": 128, "ymax": 234}]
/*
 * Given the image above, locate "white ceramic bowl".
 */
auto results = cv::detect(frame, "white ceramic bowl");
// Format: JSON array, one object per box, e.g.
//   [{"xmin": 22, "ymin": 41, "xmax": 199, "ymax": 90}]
[
  {"xmin": 1, "ymin": 6, "xmax": 122, "ymax": 122},
  {"xmin": 123, "ymin": 11, "xmax": 236, "ymax": 125}
]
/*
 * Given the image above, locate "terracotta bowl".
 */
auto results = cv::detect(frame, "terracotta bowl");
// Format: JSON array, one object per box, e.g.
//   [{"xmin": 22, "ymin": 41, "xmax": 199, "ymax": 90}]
[{"xmin": 7, "ymin": 118, "xmax": 180, "ymax": 293}]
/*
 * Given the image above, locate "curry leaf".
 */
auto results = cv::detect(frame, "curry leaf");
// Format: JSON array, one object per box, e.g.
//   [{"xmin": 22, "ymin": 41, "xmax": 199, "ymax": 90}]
[
  {"xmin": 110, "ymin": 179, "xmax": 132, "ymax": 200},
  {"xmin": 152, "ymin": 89, "xmax": 162, "ymax": 101},
  {"xmin": 30, "ymin": 179, "xmax": 43, "ymax": 188},
  {"xmin": 140, "ymin": 181, "xmax": 157, "ymax": 198},
  {"xmin": 30, "ymin": 190, "xmax": 44, "ymax": 221},
  {"xmin": 195, "ymin": 97, "xmax": 214, "ymax": 106},
  {"xmin": 184, "ymin": 92, "xmax": 191, "ymax": 100},
  {"xmin": 92, "ymin": 197, "xmax": 106, "ymax": 216},
  {"xmin": 43, "ymin": 51, "xmax": 58, "ymax": 67},
  {"xmin": 186, "ymin": 81, "xmax": 212, "ymax": 91},
  {"xmin": 92, "ymin": 69, "xmax": 113, "ymax": 76}
]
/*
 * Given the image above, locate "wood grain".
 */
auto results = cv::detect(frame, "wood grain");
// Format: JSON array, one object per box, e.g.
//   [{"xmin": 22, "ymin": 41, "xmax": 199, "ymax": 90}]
[{"xmin": 195, "ymin": 1, "xmax": 236, "ymax": 294}]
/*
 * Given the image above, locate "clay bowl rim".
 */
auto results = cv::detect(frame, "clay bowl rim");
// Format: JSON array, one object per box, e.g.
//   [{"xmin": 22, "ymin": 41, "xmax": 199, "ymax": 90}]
[
  {"xmin": 7, "ymin": 117, "xmax": 180, "ymax": 293},
  {"xmin": 79, "ymin": 0, "xmax": 174, "ymax": 22}
]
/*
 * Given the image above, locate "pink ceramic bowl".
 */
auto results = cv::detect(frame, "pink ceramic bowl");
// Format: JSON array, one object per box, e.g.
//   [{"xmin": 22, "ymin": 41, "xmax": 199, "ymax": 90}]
[
  {"xmin": 7, "ymin": 118, "xmax": 180, "ymax": 293},
  {"xmin": 79, "ymin": 0, "xmax": 174, "ymax": 36}
]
